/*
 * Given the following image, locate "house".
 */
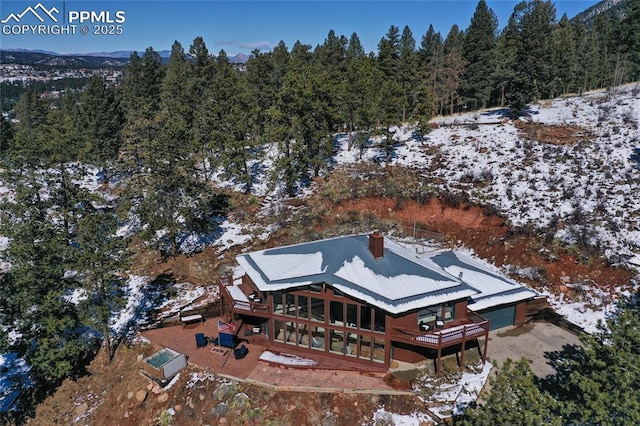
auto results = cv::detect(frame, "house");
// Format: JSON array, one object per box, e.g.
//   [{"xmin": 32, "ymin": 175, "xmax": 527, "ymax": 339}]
[{"xmin": 219, "ymin": 232, "xmax": 538, "ymax": 373}]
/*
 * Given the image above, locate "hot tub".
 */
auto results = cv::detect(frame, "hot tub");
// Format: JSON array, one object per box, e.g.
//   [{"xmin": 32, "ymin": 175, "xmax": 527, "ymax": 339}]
[{"xmin": 142, "ymin": 348, "xmax": 187, "ymax": 381}]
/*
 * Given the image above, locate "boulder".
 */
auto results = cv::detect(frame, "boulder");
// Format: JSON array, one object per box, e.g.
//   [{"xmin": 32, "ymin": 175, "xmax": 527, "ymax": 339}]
[
  {"xmin": 135, "ymin": 390, "xmax": 148, "ymax": 402},
  {"xmin": 73, "ymin": 402, "xmax": 89, "ymax": 418},
  {"xmin": 157, "ymin": 393, "xmax": 169, "ymax": 403}
]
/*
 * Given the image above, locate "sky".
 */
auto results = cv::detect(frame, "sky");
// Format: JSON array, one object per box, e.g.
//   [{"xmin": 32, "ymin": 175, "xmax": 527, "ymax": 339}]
[{"xmin": 0, "ymin": 1, "xmax": 600, "ymax": 55}]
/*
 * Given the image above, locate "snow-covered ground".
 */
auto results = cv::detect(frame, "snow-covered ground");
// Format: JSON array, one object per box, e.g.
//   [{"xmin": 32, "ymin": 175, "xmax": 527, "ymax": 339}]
[
  {"xmin": 342, "ymin": 85, "xmax": 640, "ymax": 267},
  {"xmin": 412, "ymin": 361, "xmax": 493, "ymax": 421},
  {"xmin": 371, "ymin": 406, "xmax": 435, "ymax": 425},
  {"xmin": 0, "ymin": 352, "xmax": 32, "ymax": 413}
]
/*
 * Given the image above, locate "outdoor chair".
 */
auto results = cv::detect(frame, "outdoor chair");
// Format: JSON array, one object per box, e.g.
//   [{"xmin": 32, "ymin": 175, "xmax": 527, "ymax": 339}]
[
  {"xmin": 234, "ymin": 344, "xmax": 249, "ymax": 360},
  {"xmin": 195, "ymin": 332, "xmax": 208, "ymax": 348},
  {"xmin": 218, "ymin": 332, "xmax": 235, "ymax": 348}
]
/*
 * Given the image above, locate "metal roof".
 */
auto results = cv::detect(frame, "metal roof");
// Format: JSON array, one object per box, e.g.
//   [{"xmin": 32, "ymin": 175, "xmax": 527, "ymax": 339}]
[
  {"xmin": 237, "ymin": 234, "xmax": 481, "ymax": 314},
  {"xmin": 236, "ymin": 234, "xmax": 537, "ymax": 315}
]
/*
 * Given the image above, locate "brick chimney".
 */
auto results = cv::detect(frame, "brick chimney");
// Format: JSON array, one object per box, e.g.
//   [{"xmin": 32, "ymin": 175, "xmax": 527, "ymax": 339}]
[{"xmin": 369, "ymin": 232, "xmax": 384, "ymax": 259}]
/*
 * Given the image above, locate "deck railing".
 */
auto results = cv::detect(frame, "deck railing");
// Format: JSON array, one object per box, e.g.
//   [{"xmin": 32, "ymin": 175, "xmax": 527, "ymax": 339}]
[
  {"xmin": 391, "ymin": 310, "xmax": 489, "ymax": 350},
  {"xmin": 218, "ymin": 281, "xmax": 270, "ymax": 315}
]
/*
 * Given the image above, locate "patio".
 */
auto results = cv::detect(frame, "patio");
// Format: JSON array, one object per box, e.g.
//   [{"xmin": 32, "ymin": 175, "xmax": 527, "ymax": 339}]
[{"xmin": 140, "ymin": 317, "xmax": 408, "ymax": 392}]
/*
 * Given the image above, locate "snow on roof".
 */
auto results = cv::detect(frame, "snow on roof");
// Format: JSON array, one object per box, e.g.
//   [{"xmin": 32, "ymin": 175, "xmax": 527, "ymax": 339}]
[
  {"xmin": 226, "ymin": 282, "xmax": 249, "ymax": 302},
  {"xmin": 251, "ymin": 250, "xmax": 326, "ymax": 281},
  {"xmin": 331, "ymin": 281, "xmax": 477, "ymax": 315},
  {"xmin": 237, "ymin": 234, "xmax": 484, "ymax": 314},
  {"xmin": 425, "ymin": 250, "xmax": 538, "ymax": 311},
  {"xmin": 237, "ymin": 234, "xmax": 538, "ymax": 314},
  {"xmin": 334, "ymin": 255, "xmax": 463, "ymax": 300}
]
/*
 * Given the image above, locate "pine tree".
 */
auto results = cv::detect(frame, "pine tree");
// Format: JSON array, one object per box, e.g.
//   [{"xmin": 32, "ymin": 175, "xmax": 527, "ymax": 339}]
[
  {"xmin": 377, "ymin": 25, "xmax": 404, "ymax": 123},
  {"xmin": 545, "ymin": 298, "xmax": 640, "ymax": 424},
  {"xmin": 504, "ymin": 0, "xmax": 557, "ymax": 111},
  {"xmin": 461, "ymin": 358, "xmax": 562, "ymax": 425},
  {"xmin": 342, "ymin": 32, "xmax": 366, "ymax": 134},
  {"xmin": 0, "ymin": 171, "xmax": 88, "ymax": 393},
  {"xmin": 118, "ymin": 48, "xmax": 164, "ymax": 122},
  {"xmin": 75, "ymin": 210, "xmax": 128, "ymax": 362},
  {"xmin": 377, "ymin": 25, "xmax": 400, "ymax": 79},
  {"xmin": 346, "ymin": 32, "xmax": 366, "ymax": 59},
  {"xmin": 550, "ymin": 14, "xmax": 577, "ymax": 97},
  {"xmin": 0, "ymin": 114, "xmax": 14, "ymax": 159},
  {"xmin": 77, "ymin": 75, "xmax": 124, "ymax": 166},
  {"xmin": 439, "ymin": 25, "xmax": 467, "ymax": 115},
  {"xmin": 398, "ymin": 25, "xmax": 418, "ymax": 122},
  {"xmin": 462, "ymin": 0, "xmax": 498, "ymax": 109},
  {"xmin": 200, "ymin": 50, "xmax": 261, "ymax": 193},
  {"xmin": 418, "ymin": 25, "xmax": 444, "ymax": 115},
  {"xmin": 618, "ymin": 0, "xmax": 640, "ymax": 81}
]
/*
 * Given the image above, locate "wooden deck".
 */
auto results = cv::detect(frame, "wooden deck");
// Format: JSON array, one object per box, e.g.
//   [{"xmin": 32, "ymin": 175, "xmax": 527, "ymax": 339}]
[
  {"xmin": 140, "ymin": 318, "xmax": 407, "ymax": 392},
  {"xmin": 141, "ymin": 317, "xmax": 388, "ymax": 376},
  {"xmin": 391, "ymin": 312, "xmax": 489, "ymax": 350}
]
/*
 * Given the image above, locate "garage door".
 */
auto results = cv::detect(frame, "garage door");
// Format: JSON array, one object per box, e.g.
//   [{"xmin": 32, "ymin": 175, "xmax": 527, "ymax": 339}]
[{"xmin": 480, "ymin": 305, "xmax": 516, "ymax": 331}]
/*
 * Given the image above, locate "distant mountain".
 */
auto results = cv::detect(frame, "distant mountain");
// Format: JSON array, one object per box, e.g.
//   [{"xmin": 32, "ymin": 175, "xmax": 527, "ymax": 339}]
[
  {"xmin": 572, "ymin": 0, "xmax": 628, "ymax": 26},
  {"xmin": 2, "ymin": 48, "xmax": 60, "ymax": 56},
  {"xmin": 230, "ymin": 53, "xmax": 250, "ymax": 64},
  {"xmin": 0, "ymin": 50, "xmax": 128, "ymax": 67},
  {"xmin": 1, "ymin": 48, "xmax": 250, "ymax": 65}
]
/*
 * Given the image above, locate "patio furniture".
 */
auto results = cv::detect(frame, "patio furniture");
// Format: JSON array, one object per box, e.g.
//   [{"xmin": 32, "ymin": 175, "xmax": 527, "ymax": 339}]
[
  {"xmin": 181, "ymin": 313, "xmax": 204, "ymax": 327},
  {"xmin": 195, "ymin": 333, "xmax": 207, "ymax": 348},
  {"xmin": 234, "ymin": 344, "xmax": 249, "ymax": 360},
  {"xmin": 219, "ymin": 332, "xmax": 235, "ymax": 348}
]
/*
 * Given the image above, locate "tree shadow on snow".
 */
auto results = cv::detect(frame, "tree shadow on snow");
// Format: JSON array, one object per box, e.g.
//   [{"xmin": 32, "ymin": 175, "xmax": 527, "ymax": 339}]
[
  {"xmin": 630, "ymin": 147, "xmax": 640, "ymax": 169},
  {"xmin": 113, "ymin": 273, "xmax": 177, "ymax": 349}
]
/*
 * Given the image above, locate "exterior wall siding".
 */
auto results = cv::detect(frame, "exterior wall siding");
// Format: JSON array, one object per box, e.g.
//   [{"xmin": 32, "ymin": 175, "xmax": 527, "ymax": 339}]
[{"xmin": 515, "ymin": 301, "xmax": 527, "ymax": 325}]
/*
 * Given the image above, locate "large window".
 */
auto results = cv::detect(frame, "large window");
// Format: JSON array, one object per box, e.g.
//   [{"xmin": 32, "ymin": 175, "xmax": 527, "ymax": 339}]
[
  {"xmin": 346, "ymin": 304, "xmax": 358, "ymax": 328},
  {"xmin": 373, "ymin": 338, "xmax": 385, "ymax": 363},
  {"xmin": 311, "ymin": 297, "xmax": 324, "ymax": 322},
  {"xmin": 417, "ymin": 303, "xmax": 456, "ymax": 326},
  {"xmin": 274, "ymin": 320, "xmax": 284, "ymax": 342},
  {"xmin": 418, "ymin": 306, "xmax": 439, "ymax": 324},
  {"xmin": 444, "ymin": 302, "xmax": 455, "ymax": 322},
  {"xmin": 285, "ymin": 294, "xmax": 296, "ymax": 317},
  {"xmin": 360, "ymin": 307, "xmax": 371, "ymax": 330},
  {"xmin": 311, "ymin": 326, "xmax": 325, "ymax": 350},
  {"xmin": 273, "ymin": 292, "xmax": 284, "ymax": 315},
  {"xmin": 268, "ymin": 288, "xmax": 388, "ymax": 364},
  {"xmin": 330, "ymin": 329, "xmax": 345, "ymax": 354},
  {"xmin": 373, "ymin": 307, "xmax": 385, "ymax": 333},
  {"xmin": 329, "ymin": 301, "xmax": 344, "ymax": 325},
  {"xmin": 298, "ymin": 295, "xmax": 308, "ymax": 319}
]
